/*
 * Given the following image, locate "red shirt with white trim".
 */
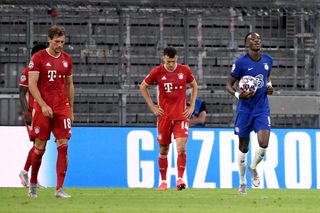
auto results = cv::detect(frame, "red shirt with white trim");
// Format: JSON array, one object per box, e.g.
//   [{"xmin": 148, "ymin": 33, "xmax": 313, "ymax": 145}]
[
  {"xmin": 144, "ymin": 64, "xmax": 195, "ymax": 120},
  {"xmin": 28, "ymin": 49, "xmax": 73, "ymax": 111}
]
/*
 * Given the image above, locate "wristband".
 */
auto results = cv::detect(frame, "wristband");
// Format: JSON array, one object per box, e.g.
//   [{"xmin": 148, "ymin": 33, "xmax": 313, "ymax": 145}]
[{"xmin": 234, "ymin": 92, "xmax": 240, "ymax": 99}]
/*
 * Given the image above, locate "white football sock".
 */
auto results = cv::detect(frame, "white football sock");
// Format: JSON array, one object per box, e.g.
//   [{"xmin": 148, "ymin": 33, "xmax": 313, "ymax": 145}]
[
  {"xmin": 250, "ymin": 147, "xmax": 267, "ymax": 169},
  {"xmin": 238, "ymin": 150, "xmax": 247, "ymax": 185}
]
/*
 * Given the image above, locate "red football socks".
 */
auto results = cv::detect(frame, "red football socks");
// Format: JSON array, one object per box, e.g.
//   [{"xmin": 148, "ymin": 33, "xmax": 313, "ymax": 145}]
[
  {"xmin": 24, "ymin": 146, "xmax": 35, "ymax": 172},
  {"xmin": 158, "ymin": 154, "xmax": 168, "ymax": 181},
  {"xmin": 30, "ymin": 147, "xmax": 45, "ymax": 184},
  {"xmin": 56, "ymin": 144, "xmax": 68, "ymax": 190},
  {"xmin": 177, "ymin": 151, "xmax": 186, "ymax": 178}
]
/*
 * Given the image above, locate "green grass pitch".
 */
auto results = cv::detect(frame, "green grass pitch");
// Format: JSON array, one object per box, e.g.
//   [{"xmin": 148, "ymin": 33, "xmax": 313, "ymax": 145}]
[{"xmin": 1, "ymin": 187, "xmax": 320, "ymax": 213}]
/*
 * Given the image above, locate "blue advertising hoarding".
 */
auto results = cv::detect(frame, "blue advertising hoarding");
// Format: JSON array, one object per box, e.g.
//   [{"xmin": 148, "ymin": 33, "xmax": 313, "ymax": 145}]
[{"xmin": 39, "ymin": 127, "xmax": 320, "ymax": 189}]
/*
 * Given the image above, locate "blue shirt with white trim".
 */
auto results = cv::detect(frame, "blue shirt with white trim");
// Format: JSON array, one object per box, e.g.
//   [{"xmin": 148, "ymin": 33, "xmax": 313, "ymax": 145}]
[{"xmin": 230, "ymin": 53, "xmax": 272, "ymax": 114}]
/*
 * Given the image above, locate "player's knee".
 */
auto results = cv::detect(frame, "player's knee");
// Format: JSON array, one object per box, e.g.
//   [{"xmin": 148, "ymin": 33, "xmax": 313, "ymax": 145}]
[
  {"xmin": 239, "ymin": 144, "xmax": 249, "ymax": 153},
  {"xmin": 177, "ymin": 148, "xmax": 186, "ymax": 155},
  {"xmin": 259, "ymin": 142, "xmax": 268, "ymax": 149},
  {"xmin": 34, "ymin": 146, "xmax": 45, "ymax": 155},
  {"xmin": 159, "ymin": 153, "xmax": 168, "ymax": 159},
  {"xmin": 56, "ymin": 138, "xmax": 68, "ymax": 146}
]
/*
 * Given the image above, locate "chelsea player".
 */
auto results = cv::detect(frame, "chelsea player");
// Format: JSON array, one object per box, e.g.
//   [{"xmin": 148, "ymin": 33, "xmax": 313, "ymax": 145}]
[{"xmin": 226, "ymin": 32, "xmax": 274, "ymax": 195}]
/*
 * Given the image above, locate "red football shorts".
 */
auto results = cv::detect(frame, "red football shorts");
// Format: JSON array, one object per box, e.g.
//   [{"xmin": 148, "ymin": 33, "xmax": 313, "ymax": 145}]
[
  {"xmin": 157, "ymin": 116, "xmax": 189, "ymax": 145},
  {"xmin": 32, "ymin": 106, "xmax": 72, "ymax": 141}
]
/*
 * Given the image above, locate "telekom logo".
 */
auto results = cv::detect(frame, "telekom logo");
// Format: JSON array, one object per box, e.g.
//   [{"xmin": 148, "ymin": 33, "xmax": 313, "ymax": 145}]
[
  {"xmin": 48, "ymin": 70, "xmax": 57, "ymax": 81},
  {"xmin": 164, "ymin": 82, "xmax": 173, "ymax": 92}
]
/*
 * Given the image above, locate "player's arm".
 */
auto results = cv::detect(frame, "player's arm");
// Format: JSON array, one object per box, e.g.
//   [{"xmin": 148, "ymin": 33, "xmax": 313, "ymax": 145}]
[
  {"xmin": 19, "ymin": 85, "xmax": 31, "ymax": 125},
  {"xmin": 66, "ymin": 76, "xmax": 75, "ymax": 122},
  {"xmin": 185, "ymin": 79, "xmax": 198, "ymax": 118},
  {"xmin": 226, "ymin": 75, "xmax": 238, "ymax": 97},
  {"xmin": 139, "ymin": 80, "xmax": 164, "ymax": 116},
  {"xmin": 28, "ymin": 72, "xmax": 53, "ymax": 118},
  {"xmin": 266, "ymin": 74, "xmax": 273, "ymax": 95}
]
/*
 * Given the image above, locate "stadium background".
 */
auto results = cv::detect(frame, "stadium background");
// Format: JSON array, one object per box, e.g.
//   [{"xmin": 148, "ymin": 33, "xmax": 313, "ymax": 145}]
[{"xmin": 1, "ymin": 0, "xmax": 320, "ymax": 189}]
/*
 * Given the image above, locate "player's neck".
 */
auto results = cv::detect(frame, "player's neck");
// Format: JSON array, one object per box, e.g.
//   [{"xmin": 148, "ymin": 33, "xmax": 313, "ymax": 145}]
[
  {"xmin": 164, "ymin": 63, "xmax": 177, "ymax": 72},
  {"xmin": 248, "ymin": 51, "xmax": 261, "ymax": 61},
  {"xmin": 46, "ymin": 48, "xmax": 61, "ymax": 58}
]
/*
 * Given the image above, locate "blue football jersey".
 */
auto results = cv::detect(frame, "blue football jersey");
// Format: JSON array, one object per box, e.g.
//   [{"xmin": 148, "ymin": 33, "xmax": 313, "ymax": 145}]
[{"xmin": 230, "ymin": 53, "xmax": 273, "ymax": 114}]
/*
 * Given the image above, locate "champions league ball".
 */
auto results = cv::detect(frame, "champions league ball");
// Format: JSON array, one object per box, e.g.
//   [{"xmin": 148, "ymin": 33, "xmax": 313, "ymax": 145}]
[{"xmin": 239, "ymin": 75, "xmax": 258, "ymax": 95}]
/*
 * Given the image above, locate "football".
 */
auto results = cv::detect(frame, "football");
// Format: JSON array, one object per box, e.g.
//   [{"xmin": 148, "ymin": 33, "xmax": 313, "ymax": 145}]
[{"xmin": 239, "ymin": 75, "xmax": 258, "ymax": 95}]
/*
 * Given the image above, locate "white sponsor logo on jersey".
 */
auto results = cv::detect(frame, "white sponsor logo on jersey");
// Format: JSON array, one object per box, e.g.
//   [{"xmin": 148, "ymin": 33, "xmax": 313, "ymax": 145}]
[
  {"xmin": 48, "ymin": 70, "xmax": 57, "ymax": 81},
  {"xmin": 161, "ymin": 76, "xmax": 167, "ymax": 80},
  {"xmin": 46, "ymin": 62, "xmax": 51, "ymax": 67},
  {"xmin": 164, "ymin": 82, "xmax": 173, "ymax": 93}
]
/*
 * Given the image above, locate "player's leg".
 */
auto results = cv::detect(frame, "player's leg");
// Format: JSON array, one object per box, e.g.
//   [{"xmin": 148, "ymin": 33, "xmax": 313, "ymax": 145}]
[
  {"xmin": 19, "ymin": 125, "xmax": 35, "ymax": 187},
  {"xmin": 55, "ymin": 138, "xmax": 71, "ymax": 198},
  {"xmin": 175, "ymin": 137, "xmax": 187, "ymax": 190},
  {"xmin": 29, "ymin": 138, "xmax": 46, "ymax": 198},
  {"xmin": 234, "ymin": 112, "xmax": 252, "ymax": 195},
  {"xmin": 28, "ymin": 107, "xmax": 49, "ymax": 198},
  {"xmin": 249, "ymin": 113, "xmax": 271, "ymax": 187},
  {"xmin": 157, "ymin": 144, "xmax": 169, "ymax": 190},
  {"xmin": 52, "ymin": 108, "xmax": 72, "ymax": 198},
  {"xmin": 19, "ymin": 147, "xmax": 34, "ymax": 187},
  {"xmin": 238, "ymin": 137, "xmax": 249, "ymax": 194},
  {"xmin": 156, "ymin": 117, "xmax": 172, "ymax": 191},
  {"xmin": 173, "ymin": 119, "xmax": 189, "ymax": 190}
]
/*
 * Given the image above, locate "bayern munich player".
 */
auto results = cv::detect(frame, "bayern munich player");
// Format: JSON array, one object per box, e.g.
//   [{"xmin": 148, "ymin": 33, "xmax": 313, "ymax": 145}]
[
  {"xmin": 140, "ymin": 46, "xmax": 198, "ymax": 191},
  {"xmin": 28, "ymin": 25, "xmax": 74, "ymax": 198},
  {"xmin": 226, "ymin": 32, "xmax": 274, "ymax": 195},
  {"xmin": 19, "ymin": 44, "xmax": 46, "ymax": 189}
]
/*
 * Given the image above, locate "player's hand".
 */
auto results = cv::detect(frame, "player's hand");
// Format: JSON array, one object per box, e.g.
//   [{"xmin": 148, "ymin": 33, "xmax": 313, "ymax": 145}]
[
  {"xmin": 41, "ymin": 104, "xmax": 53, "ymax": 118},
  {"xmin": 239, "ymin": 91, "xmax": 255, "ymax": 99},
  {"xmin": 184, "ymin": 106, "xmax": 194, "ymax": 118},
  {"xmin": 25, "ymin": 112, "xmax": 32, "ymax": 125},
  {"xmin": 70, "ymin": 111, "xmax": 74, "ymax": 123},
  {"xmin": 266, "ymin": 86, "xmax": 273, "ymax": 95},
  {"xmin": 150, "ymin": 104, "xmax": 164, "ymax": 116}
]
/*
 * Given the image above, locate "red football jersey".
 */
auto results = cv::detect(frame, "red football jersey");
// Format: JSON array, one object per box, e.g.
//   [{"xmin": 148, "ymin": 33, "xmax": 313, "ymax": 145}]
[
  {"xmin": 28, "ymin": 49, "xmax": 73, "ymax": 111},
  {"xmin": 144, "ymin": 64, "xmax": 195, "ymax": 120},
  {"xmin": 19, "ymin": 67, "xmax": 34, "ymax": 113}
]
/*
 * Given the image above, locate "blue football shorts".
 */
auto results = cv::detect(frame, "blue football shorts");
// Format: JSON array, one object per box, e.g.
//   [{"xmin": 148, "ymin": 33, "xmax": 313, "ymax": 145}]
[{"xmin": 234, "ymin": 111, "xmax": 271, "ymax": 137}]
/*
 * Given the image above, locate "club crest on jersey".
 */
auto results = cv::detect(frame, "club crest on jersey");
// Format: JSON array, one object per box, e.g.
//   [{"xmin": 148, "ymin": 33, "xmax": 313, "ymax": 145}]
[
  {"xmin": 28, "ymin": 60, "xmax": 34, "ymax": 69},
  {"xmin": 178, "ymin": 73, "xmax": 184, "ymax": 80},
  {"xmin": 34, "ymin": 126, "xmax": 40, "ymax": 134},
  {"xmin": 62, "ymin": 61, "xmax": 68, "ymax": 68},
  {"xmin": 264, "ymin": 63, "xmax": 269, "ymax": 70},
  {"xmin": 20, "ymin": 75, "xmax": 27, "ymax": 82}
]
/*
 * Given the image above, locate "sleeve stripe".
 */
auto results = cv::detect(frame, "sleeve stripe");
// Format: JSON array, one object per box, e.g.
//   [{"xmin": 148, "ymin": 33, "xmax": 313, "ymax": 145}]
[{"xmin": 143, "ymin": 80, "xmax": 149, "ymax": 86}]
